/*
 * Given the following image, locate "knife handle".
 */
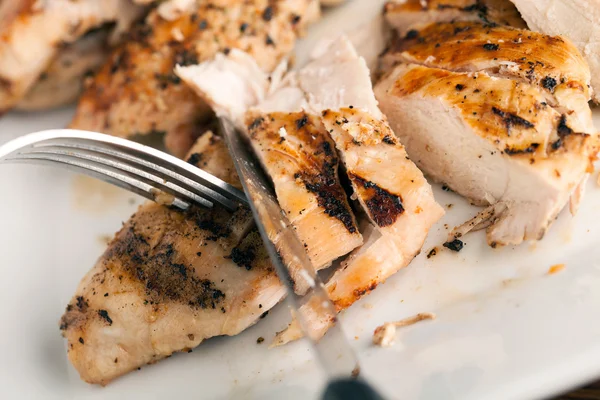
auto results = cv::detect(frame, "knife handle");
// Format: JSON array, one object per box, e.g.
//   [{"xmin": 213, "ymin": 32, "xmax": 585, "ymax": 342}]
[{"xmin": 322, "ymin": 378, "xmax": 385, "ymax": 400}]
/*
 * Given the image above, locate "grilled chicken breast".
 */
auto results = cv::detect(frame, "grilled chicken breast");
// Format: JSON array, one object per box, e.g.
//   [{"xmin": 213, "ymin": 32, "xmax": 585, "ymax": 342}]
[
  {"xmin": 69, "ymin": 0, "xmax": 320, "ymax": 158},
  {"xmin": 509, "ymin": 0, "xmax": 600, "ymax": 102},
  {"xmin": 0, "ymin": 0, "xmax": 145, "ymax": 113},
  {"xmin": 16, "ymin": 28, "xmax": 111, "ymax": 111},
  {"xmin": 60, "ymin": 133, "xmax": 285, "ymax": 385},
  {"xmin": 375, "ymin": 63, "xmax": 597, "ymax": 246},
  {"xmin": 382, "ymin": 21, "xmax": 594, "ymax": 136},
  {"xmin": 384, "ymin": 0, "xmax": 526, "ymax": 36},
  {"xmin": 272, "ymin": 37, "xmax": 444, "ymax": 344}
]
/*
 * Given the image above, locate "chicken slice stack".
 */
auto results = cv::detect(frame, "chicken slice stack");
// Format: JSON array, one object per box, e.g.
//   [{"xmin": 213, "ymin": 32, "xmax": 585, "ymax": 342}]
[
  {"xmin": 375, "ymin": 1, "xmax": 598, "ymax": 247},
  {"xmin": 178, "ymin": 36, "xmax": 444, "ymax": 343}
]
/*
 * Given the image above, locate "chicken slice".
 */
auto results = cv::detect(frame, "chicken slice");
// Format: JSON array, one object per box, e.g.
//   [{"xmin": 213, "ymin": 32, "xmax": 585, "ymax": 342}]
[
  {"xmin": 245, "ymin": 111, "xmax": 363, "ymax": 280},
  {"xmin": 270, "ymin": 37, "xmax": 444, "ymax": 344},
  {"xmin": 0, "ymin": 0, "xmax": 145, "ymax": 113},
  {"xmin": 375, "ymin": 64, "xmax": 597, "ymax": 246},
  {"xmin": 382, "ymin": 21, "xmax": 594, "ymax": 134},
  {"xmin": 60, "ymin": 132, "xmax": 285, "ymax": 385},
  {"xmin": 16, "ymin": 28, "xmax": 111, "ymax": 111},
  {"xmin": 509, "ymin": 0, "xmax": 600, "ymax": 102},
  {"xmin": 383, "ymin": 0, "xmax": 526, "ymax": 36},
  {"xmin": 69, "ymin": 0, "xmax": 320, "ymax": 158}
]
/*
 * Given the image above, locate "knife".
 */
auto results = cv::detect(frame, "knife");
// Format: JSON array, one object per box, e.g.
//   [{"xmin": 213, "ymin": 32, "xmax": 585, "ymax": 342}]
[{"xmin": 218, "ymin": 117, "xmax": 383, "ymax": 399}]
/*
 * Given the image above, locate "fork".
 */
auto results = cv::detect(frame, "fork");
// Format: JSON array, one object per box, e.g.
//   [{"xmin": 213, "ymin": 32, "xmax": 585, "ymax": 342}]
[
  {"xmin": 0, "ymin": 129, "xmax": 247, "ymax": 211},
  {"xmin": 0, "ymin": 127, "xmax": 383, "ymax": 399}
]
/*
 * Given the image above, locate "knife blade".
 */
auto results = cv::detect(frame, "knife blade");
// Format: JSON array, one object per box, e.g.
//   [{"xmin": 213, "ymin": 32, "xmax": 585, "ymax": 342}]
[{"xmin": 218, "ymin": 117, "xmax": 359, "ymax": 379}]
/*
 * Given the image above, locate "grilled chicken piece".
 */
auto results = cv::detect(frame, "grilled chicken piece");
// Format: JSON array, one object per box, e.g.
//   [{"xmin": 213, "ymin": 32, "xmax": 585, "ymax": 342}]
[
  {"xmin": 270, "ymin": 37, "xmax": 443, "ymax": 344},
  {"xmin": 375, "ymin": 64, "xmax": 597, "ymax": 246},
  {"xmin": 0, "ymin": 0, "xmax": 145, "ymax": 113},
  {"xmin": 60, "ymin": 132, "xmax": 285, "ymax": 385},
  {"xmin": 382, "ymin": 21, "xmax": 594, "ymax": 135},
  {"xmin": 509, "ymin": 0, "xmax": 600, "ymax": 103},
  {"xmin": 245, "ymin": 111, "xmax": 363, "ymax": 279},
  {"xmin": 383, "ymin": 0, "xmax": 526, "ymax": 36},
  {"xmin": 16, "ymin": 28, "xmax": 110, "ymax": 111},
  {"xmin": 69, "ymin": 0, "xmax": 320, "ymax": 158}
]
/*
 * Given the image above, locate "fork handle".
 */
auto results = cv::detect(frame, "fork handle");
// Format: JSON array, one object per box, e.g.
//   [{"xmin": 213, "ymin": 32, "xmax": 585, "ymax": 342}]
[{"xmin": 322, "ymin": 378, "xmax": 385, "ymax": 400}]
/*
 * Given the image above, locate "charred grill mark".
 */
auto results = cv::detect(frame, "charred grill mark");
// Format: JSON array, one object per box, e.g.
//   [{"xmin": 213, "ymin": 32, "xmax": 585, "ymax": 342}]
[
  {"xmin": 295, "ymin": 114, "xmax": 308, "ymax": 129},
  {"xmin": 541, "ymin": 76, "xmax": 557, "ymax": 92},
  {"xmin": 228, "ymin": 247, "xmax": 256, "ymax": 270},
  {"xmin": 195, "ymin": 217, "xmax": 231, "ymax": 241},
  {"xmin": 349, "ymin": 174, "xmax": 404, "ymax": 227},
  {"xmin": 483, "ymin": 43, "xmax": 499, "ymax": 51},
  {"xmin": 300, "ymin": 161, "xmax": 358, "ymax": 234},
  {"xmin": 382, "ymin": 135, "xmax": 396, "ymax": 145},
  {"xmin": 557, "ymin": 115, "xmax": 573, "ymax": 137},
  {"xmin": 76, "ymin": 296, "xmax": 88, "ymax": 312},
  {"xmin": 187, "ymin": 153, "xmax": 203, "ymax": 166},
  {"xmin": 104, "ymin": 222, "xmax": 226, "ymax": 310},
  {"xmin": 98, "ymin": 310, "xmax": 113, "ymax": 326},
  {"xmin": 504, "ymin": 143, "xmax": 540, "ymax": 155},
  {"xmin": 248, "ymin": 117, "xmax": 265, "ymax": 132},
  {"xmin": 492, "ymin": 107, "xmax": 534, "ymax": 132}
]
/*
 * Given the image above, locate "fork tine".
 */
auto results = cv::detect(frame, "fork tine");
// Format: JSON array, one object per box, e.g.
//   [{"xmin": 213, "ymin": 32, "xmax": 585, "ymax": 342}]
[
  {"xmin": 20, "ymin": 147, "xmax": 221, "ymax": 210},
  {"xmin": 33, "ymin": 141, "xmax": 240, "ymax": 211},
  {"xmin": 6, "ymin": 154, "xmax": 192, "ymax": 210}
]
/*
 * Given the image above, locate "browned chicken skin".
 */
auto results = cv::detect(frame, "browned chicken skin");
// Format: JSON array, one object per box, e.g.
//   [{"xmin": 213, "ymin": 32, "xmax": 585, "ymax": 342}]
[
  {"xmin": 383, "ymin": 0, "xmax": 526, "ymax": 36},
  {"xmin": 60, "ymin": 133, "xmax": 285, "ymax": 385},
  {"xmin": 382, "ymin": 21, "xmax": 594, "ymax": 134},
  {"xmin": 69, "ymin": 0, "xmax": 320, "ymax": 158}
]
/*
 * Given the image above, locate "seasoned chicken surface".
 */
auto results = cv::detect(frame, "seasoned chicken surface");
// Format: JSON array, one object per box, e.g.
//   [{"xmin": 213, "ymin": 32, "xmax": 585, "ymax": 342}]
[
  {"xmin": 69, "ymin": 0, "xmax": 320, "ymax": 158},
  {"xmin": 245, "ymin": 111, "xmax": 363, "ymax": 276},
  {"xmin": 384, "ymin": 0, "xmax": 526, "ymax": 36},
  {"xmin": 375, "ymin": 63, "xmax": 597, "ymax": 246},
  {"xmin": 0, "ymin": 0, "xmax": 145, "ymax": 113},
  {"xmin": 509, "ymin": 0, "xmax": 600, "ymax": 102},
  {"xmin": 271, "ymin": 38, "xmax": 444, "ymax": 344},
  {"xmin": 382, "ymin": 21, "xmax": 594, "ymax": 134},
  {"xmin": 16, "ymin": 28, "xmax": 111, "ymax": 111},
  {"xmin": 60, "ymin": 133, "xmax": 285, "ymax": 385}
]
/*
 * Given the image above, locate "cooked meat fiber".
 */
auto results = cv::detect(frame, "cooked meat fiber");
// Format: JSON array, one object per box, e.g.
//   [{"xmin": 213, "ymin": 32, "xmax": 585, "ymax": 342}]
[
  {"xmin": 16, "ymin": 28, "xmax": 111, "ymax": 111},
  {"xmin": 509, "ymin": 0, "xmax": 600, "ymax": 103},
  {"xmin": 383, "ymin": 0, "xmax": 526, "ymax": 36},
  {"xmin": 382, "ymin": 22, "xmax": 594, "ymax": 135},
  {"xmin": 375, "ymin": 64, "xmax": 597, "ymax": 246},
  {"xmin": 69, "ymin": 0, "xmax": 320, "ymax": 158},
  {"xmin": 245, "ymin": 111, "xmax": 363, "ymax": 277},
  {"xmin": 60, "ymin": 133, "xmax": 285, "ymax": 385},
  {"xmin": 271, "ymin": 37, "xmax": 444, "ymax": 344},
  {"xmin": 0, "ymin": 0, "xmax": 145, "ymax": 113}
]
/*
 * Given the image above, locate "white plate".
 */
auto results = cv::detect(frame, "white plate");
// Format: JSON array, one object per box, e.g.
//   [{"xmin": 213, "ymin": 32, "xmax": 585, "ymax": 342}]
[{"xmin": 2, "ymin": 1, "xmax": 600, "ymax": 399}]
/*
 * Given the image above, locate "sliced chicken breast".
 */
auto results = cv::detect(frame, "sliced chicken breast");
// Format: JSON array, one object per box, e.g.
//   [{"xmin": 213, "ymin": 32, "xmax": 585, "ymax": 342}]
[
  {"xmin": 509, "ymin": 0, "xmax": 600, "ymax": 102},
  {"xmin": 245, "ymin": 110, "xmax": 363, "ymax": 278},
  {"xmin": 382, "ymin": 21, "xmax": 594, "ymax": 134},
  {"xmin": 0, "ymin": 0, "xmax": 145, "ymax": 113},
  {"xmin": 269, "ymin": 37, "xmax": 443, "ymax": 344},
  {"xmin": 69, "ymin": 0, "xmax": 320, "ymax": 158},
  {"xmin": 375, "ymin": 63, "xmax": 597, "ymax": 246},
  {"xmin": 384, "ymin": 0, "xmax": 526, "ymax": 36},
  {"xmin": 60, "ymin": 132, "xmax": 285, "ymax": 385},
  {"xmin": 16, "ymin": 28, "xmax": 111, "ymax": 111}
]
